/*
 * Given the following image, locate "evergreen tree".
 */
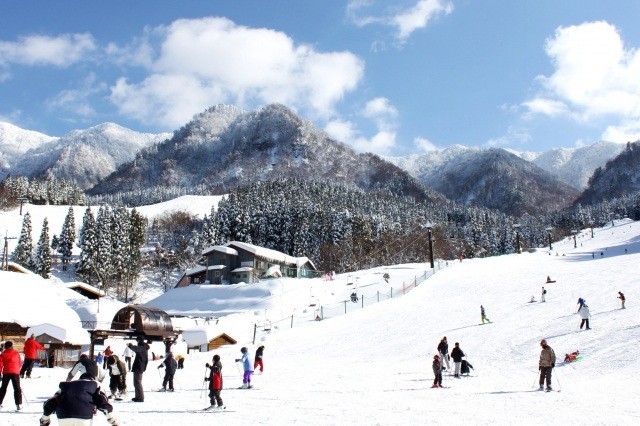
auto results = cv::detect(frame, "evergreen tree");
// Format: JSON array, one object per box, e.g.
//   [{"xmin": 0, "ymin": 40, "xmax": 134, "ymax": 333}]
[
  {"xmin": 77, "ymin": 207, "xmax": 98, "ymax": 283},
  {"xmin": 57, "ymin": 207, "xmax": 76, "ymax": 271},
  {"xmin": 11, "ymin": 212, "xmax": 34, "ymax": 270},
  {"xmin": 34, "ymin": 217, "xmax": 51, "ymax": 278},
  {"xmin": 95, "ymin": 206, "xmax": 114, "ymax": 292}
]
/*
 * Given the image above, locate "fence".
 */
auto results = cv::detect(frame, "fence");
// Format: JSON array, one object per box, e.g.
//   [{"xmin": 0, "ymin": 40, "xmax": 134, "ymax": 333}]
[{"xmin": 252, "ymin": 264, "xmax": 444, "ymax": 343}]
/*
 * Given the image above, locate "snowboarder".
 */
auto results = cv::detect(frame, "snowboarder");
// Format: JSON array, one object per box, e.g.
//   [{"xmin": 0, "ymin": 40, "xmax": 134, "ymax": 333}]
[
  {"xmin": 67, "ymin": 353, "xmax": 106, "ymax": 382},
  {"xmin": 578, "ymin": 303, "xmax": 591, "ymax": 330},
  {"xmin": 450, "ymin": 342, "xmax": 465, "ymax": 378},
  {"xmin": 254, "ymin": 345, "xmax": 265, "ymax": 373},
  {"xmin": 128, "ymin": 337, "xmax": 150, "ymax": 402},
  {"xmin": 576, "ymin": 298, "xmax": 586, "ymax": 311},
  {"xmin": 618, "ymin": 292, "xmax": 625, "ymax": 309},
  {"xmin": 20, "ymin": 333, "xmax": 44, "ymax": 379},
  {"xmin": 40, "ymin": 372, "xmax": 119, "ymax": 426},
  {"xmin": 235, "ymin": 347, "xmax": 253, "ymax": 389},
  {"xmin": 106, "ymin": 355, "xmax": 127, "ymax": 400},
  {"xmin": 541, "ymin": 287, "xmax": 547, "ymax": 302},
  {"xmin": 123, "ymin": 345, "xmax": 135, "ymax": 372},
  {"xmin": 205, "ymin": 354, "xmax": 225, "ymax": 410},
  {"xmin": 157, "ymin": 352, "xmax": 178, "ymax": 392},
  {"xmin": 176, "ymin": 354, "xmax": 185, "ymax": 369},
  {"xmin": 431, "ymin": 355, "xmax": 443, "ymax": 388},
  {"xmin": 437, "ymin": 337, "xmax": 450, "ymax": 370},
  {"xmin": 538, "ymin": 339, "xmax": 556, "ymax": 391},
  {"xmin": 480, "ymin": 305, "xmax": 491, "ymax": 324},
  {"xmin": 0, "ymin": 341, "xmax": 23, "ymax": 410}
]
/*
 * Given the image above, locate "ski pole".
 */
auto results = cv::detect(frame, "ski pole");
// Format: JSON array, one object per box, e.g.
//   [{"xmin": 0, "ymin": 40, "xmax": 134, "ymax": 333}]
[
  {"xmin": 532, "ymin": 369, "xmax": 540, "ymax": 389},
  {"xmin": 174, "ymin": 372, "xmax": 182, "ymax": 390},
  {"xmin": 554, "ymin": 367, "xmax": 562, "ymax": 391},
  {"xmin": 21, "ymin": 389, "xmax": 29, "ymax": 406},
  {"xmin": 200, "ymin": 366, "xmax": 208, "ymax": 399}
]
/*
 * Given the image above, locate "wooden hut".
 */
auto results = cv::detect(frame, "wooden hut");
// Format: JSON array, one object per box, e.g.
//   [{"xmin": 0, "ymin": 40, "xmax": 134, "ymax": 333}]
[
  {"xmin": 0, "ymin": 322, "xmax": 28, "ymax": 352},
  {"xmin": 207, "ymin": 333, "xmax": 237, "ymax": 351}
]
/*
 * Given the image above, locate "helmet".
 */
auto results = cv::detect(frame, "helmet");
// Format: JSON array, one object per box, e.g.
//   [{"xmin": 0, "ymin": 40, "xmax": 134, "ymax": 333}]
[{"xmin": 241, "ymin": 347, "xmax": 248, "ymax": 353}]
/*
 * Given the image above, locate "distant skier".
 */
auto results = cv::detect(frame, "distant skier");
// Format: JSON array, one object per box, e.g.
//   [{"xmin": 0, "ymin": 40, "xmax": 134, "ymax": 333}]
[
  {"xmin": 20, "ymin": 333, "xmax": 44, "ymax": 378},
  {"xmin": 106, "ymin": 355, "xmax": 127, "ymax": 399},
  {"xmin": 431, "ymin": 355, "xmax": 443, "ymax": 388},
  {"xmin": 235, "ymin": 347, "xmax": 253, "ymax": 389},
  {"xmin": 254, "ymin": 346, "xmax": 265, "ymax": 373},
  {"xmin": 437, "ymin": 337, "xmax": 450, "ymax": 370},
  {"xmin": 618, "ymin": 292, "xmax": 625, "ymax": 309},
  {"xmin": 350, "ymin": 292, "xmax": 358, "ymax": 303},
  {"xmin": 103, "ymin": 346, "xmax": 113, "ymax": 369},
  {"xmin": 538, "ymin": 339, "xmax": 556, "ymax": 391},
  {"xmin": 450, "ymin": 342, "xmax": 465, "ymax": 378},
  {"xmin": 576, "ymin": 298, "xmax": 586, "ymax": 311},
  {"xmin": 176, "ymin": 354, "xmax": 185, "ymax": 369},
  {"xmin": 96, "ymin": 352, "xmax": 104, "ymax": 368},
  {"xmin": 529, "ymin": 295, "xmax": 536, "ymax": 303},
  {"xmin": 40, "ymin": 372, "xmax": 119, "ymax": 426},
  {"xmin": 205, "ymin": 354, "xmax": 225, "ymax": 410},
  {"xmin": 123, "ymin": 345, "xmax": 135, "ymax": 372},
  {"xmin": 157, "ymin": 352, "xmax": 178, "ymax": 392},
  {"xmin": 541, "ymin": 287, "xmax": 547, "ymax": 303},
  {"xmin": 0, "ymin": 341, "xmax": 23, "ymax": 410},
  {"xmin": 480, "ymin": 305, "xmax": 491, "ymax": 324},
  {"xmin": 578, "ymin": 303, "xmax": 591, "ymax": 330}
]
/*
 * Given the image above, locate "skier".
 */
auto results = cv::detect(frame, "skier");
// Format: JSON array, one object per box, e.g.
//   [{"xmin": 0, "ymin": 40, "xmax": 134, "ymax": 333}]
[
  {"xmin": 480, "ymin": 305, "xmax": 491, "ymax": 324},
  {"xmin": 538, "ymin": 339, "xmax": 556, "ymax": 391},
  {"xmin": 578, "ymin": 303, "xmax": 591, "ymax": 330},
  {"xmin": 157, "ymin": 352, "xmax": 178, "ymax": 392},
  {"xmin": 254, "ymin": 345, "xmax": 265, "ymax": 373},
  {"xmin": 176, "ymin": 354, "xmax": 185, "ymax": 369},
  {"xmin": 617, "ymin": 292, "xmax": 625, "ymax": 309},
  {"xmin": 128, "ymin": 337, "xmax": 150, "ymax": 402},
  {"xmin": 235, "ymin": 347, "xmax": 253, "ymax": 389},
  {"xmin": 205, "ymin": 354, "xmax": 225, "ymax": 410},
  {"xmin": 450, "ymin": 342, "xmax": 465, "ymax": 378},
  {"xmin": 103, "ymin": 346, "xmax": 113, "ymax": 369},
  {"xmin": 431, "ymin": 355, "xmax": 443, "ymax": 388},
  {"xmin": 350, "ymin": 292, "xmax": 358, "ymax": 303},
  {"xmin": 96, "ymin": 352, "xmax": 104, "ymax": 367},
  {"xmin": 0, "ymin": 341, "xmax": 23, "ymax": 410},
  {"xmin": 437, "ymin": 337, "xmax": 450, "ymax": 370},
  {"xmin": 541, "ymin": 287, "xmax": 547, "ymax": 302},
  {"xmin": 576, "ymin": 298, "xmax": 586, "ymax": 311},
  {"xmin": 40, "ymin": 372, "xmax": 119, "ymax": 426},
  {"xmin": 20, "ymin": 333, "xmax": 44, "ymax": 379},
  {"xmin": 106, "ymin": 355, "xmax": 127, "ymax": 400},
  {"xmin": 67, "ymin": 354, "xmax": 106, "ymax": 382},
  {"xmin": 122, "ymin": 345, "xmax": 135, "ymax": 372}
]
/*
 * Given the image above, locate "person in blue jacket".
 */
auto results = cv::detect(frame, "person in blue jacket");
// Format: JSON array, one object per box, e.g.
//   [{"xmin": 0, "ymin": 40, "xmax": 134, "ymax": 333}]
[{"xmin": 235, "ymin": 347, "xmax": 253, "ymax": 389}]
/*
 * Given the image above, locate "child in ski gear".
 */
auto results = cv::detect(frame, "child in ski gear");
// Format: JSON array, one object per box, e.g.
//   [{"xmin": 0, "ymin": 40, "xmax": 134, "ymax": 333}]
[
  {"xmin": 205, "ymin": 354, "xmax": 224, "ymax": 409},
  {"xmin": 235, "ymin": 347, "xmax": 253, "ymax": 388},
  {"xmin": 67, "ymin": 354, "xmax": 106, "ymax": 382},
  {"xmin": 618, "ymin": 292, "xmax": 625, "ymax": 309},
  {"xmin": 450, "ymin": 342, "xmax": 465, "ymax": 378},
  {"xmin": 461, "ymin": 360, "xmax": 474, "ymax": 376},
  {"xmin": 40, "ymin": 372, "xmax": 119, "ymax": 426},
  {"xmin": 106, "ymin": 355, "xmax": 127, "ymax": 399},
  {"xmin": 254, "ymin": 345, "xmax": 265, "ymax": 373},
  {"xmin": 20, "ymin": 333, "xmax": 44, "ymax": 378},
  {"xmin": 564, "ymin": 351, "xmax": 580, "ymax": 362},
  {"xmin": 96, "ymin": 352, "xmax": 104, "ymax": 366},
  {"xmin": 538, "ymin": 339, "xmax": 555, "ymax": 391},
  {"xmin": 480, "ymin": 305, "xmax": 491, "ymax": 323},
  {"xmin": 0, "ymin": 341, "xmax": 22, "ymax": 410},
  {"xmin": 176, "ymin": 354, "xmax": 185, "ymax": 369},
  {"xmin": 541, "ymin": 287, "xmax": 547, "ymax": 302},
  {"xmin": 128, "ymin": 338, "xmax": 150, "ymax": 402},
  {"xmin": 158, "ymin": 352, "xmax": 178, "ymax": 391},
  {"xmin": 431, "ymin": 355, "xmax": 443, "ymax": 388},
  {"xmin": 437, "ymin": 337, "xmax": 450, "ymax": 370},
  {"xmin": 578, "ymin": 303, "xmax": 591, "ymax": 330}
]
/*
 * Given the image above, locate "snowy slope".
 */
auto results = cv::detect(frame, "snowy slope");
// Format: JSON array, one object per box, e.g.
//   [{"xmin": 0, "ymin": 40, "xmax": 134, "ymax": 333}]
[
  {"xmin": 0, "ymin": 218, "xmax": 639, "ymax": 424},
  {"xmin": 0, "ymin": 122, "xmax": 57, "ymax": 173}
]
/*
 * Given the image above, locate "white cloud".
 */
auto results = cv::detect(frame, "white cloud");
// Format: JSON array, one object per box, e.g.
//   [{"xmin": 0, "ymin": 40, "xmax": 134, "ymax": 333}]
[
  {"xmin": 523, "ymin": 21, "xmax": 640, "ymax": 139},
  {"xmin": 45, "ymin": 73, "xmax": 107, "ymax": 119},
  {"xmin": 602, "ymin": 121, "xmax": 640, "ymax": 143},
  {"xmin": 347, "ymin": 0, "xmax": 453, "ymax": 42},
  {"xmin": 109, "ymin": 17, "xmax": 364, "ymax": 128},
  {"xmin": 414, "ymin": 136, "xmax": 438, "ymax": 152},
  {"xmin": 486, "ymin": 126, "xmax": 532, "ymax": 148},
  {"xmin": 0, "ymin": 33, "xmax": 96, "ymax": 67}
]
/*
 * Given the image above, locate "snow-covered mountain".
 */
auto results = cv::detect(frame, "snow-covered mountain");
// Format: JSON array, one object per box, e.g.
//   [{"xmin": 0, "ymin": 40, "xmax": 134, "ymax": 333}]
[
  {"xmin": 90, "ymin": 104, "xmax": 444, "ymax": 204},
  {"xmin": 513, "ymin": 140, "xmax": 626, "ymax": 190},
  {"xmin": 12, "ymin": 123, "xmax": 170, "ymax": 189},
  {"xmin": 0, "ymin": 122, "xmax": 57, "ymax": 176}
]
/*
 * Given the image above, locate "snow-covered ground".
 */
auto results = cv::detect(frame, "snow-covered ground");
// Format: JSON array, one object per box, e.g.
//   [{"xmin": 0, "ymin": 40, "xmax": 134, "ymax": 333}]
[{"xmin": 1, "ymin": 214, "xmax": 639, "ymax": 424}]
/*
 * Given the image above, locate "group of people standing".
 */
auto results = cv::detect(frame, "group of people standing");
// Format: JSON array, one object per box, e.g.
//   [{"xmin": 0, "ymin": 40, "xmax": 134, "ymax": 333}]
[{"xmin": 433, "ymin": 337, "xmax": 467, "ymax": 387}]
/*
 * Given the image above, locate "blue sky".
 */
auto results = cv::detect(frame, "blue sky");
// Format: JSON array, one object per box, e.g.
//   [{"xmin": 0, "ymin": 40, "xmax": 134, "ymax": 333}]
[{"xmin": 1, "ymin": 1, "xmax": 640, "ymax": 155}]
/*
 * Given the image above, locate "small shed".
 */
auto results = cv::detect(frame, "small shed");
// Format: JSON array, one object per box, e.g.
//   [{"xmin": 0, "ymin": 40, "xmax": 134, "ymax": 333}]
[
  {"xmin": 66, "ymin": 282, "xmax": 105, "ymax": 300},
  {"xmin": 111, "ymin": 305, "xmax": 174, "ymax": 339},
  {"xmin": 208, "ymin": 333, "xmax": 237, "ymax": 351},
  {"xmin": 0, "ymin": 322, "xmax": 28, "ymax": 352},
  {"xmin": 27, "ymin": 323, "xmax": 90, "ymax": 368}
]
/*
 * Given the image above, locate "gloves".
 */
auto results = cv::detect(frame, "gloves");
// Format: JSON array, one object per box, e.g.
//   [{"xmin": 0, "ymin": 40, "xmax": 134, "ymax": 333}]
[
  {"xmin": 40, "ymin": 415, "xmax": 51, "ymax": 426},
  {"xmin": 204, "ymin": 377, "xmax": 209, "ymax": 382},
  {"xmin": 551, "ymin": 363, "xmax": 555, "ymax": 368},
  {"xmin": 235, "ymin": 359, "xmax": 240, "ymax": 362},
  {"xmin": 206, "ymin": 363, "xmax": 210, "ymax": 368},
  {"xmin": 106, "ymin": 413, "xmax": 120, "ymax": 426},
  {"xmin": 538, "ymin": 366, "xmax": 541, "ymax": 371}
]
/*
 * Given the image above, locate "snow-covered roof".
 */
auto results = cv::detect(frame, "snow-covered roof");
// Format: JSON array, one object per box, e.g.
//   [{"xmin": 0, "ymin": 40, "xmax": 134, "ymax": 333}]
[
  {"xmin": 181, "ymin": 326, "xmax": 217, "ymax": 346},
  {"xmin": 226, "ymin": 241, "xmax": 317, "ymax": 269},
  {"xmin": 27, "ymin": 322, "xmax": 90, "ymax": 345},
  {"xmin": 231, "ymin": 267, "xmax": 253, "ymax": 273},
  {"xmin": 185, "ymin": 265, "xmax": 207, "ymax": 276},
  {"xmin": 202, "ymin": 245, "xmax": 239, "ymax": 256},
  {"xmin": 6, "ymin": 261, "xmax": 34, "ymax": 275},
  {"xmin": 208, "ymin": 265, "xmax": 227, "ymax": 270},
  {"xmin": 66, "ymin": 281, "xmax": 105, "ymax": 297}
]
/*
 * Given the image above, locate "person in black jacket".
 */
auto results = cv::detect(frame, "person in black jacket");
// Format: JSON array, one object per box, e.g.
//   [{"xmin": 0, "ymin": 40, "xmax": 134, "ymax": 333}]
[
  {"xmin": 66, "ymin": 354, "xmax": 105, "ymax": 382},
  {"xmin": 158, "ymin": 352, "xmax": 178, "ymax": 392},
  {"xmin": 436, "ymin": 337, "xmax": 450, "ymax": 370},
  {"xmin": 128, "ymin": 338, "xmax": 150, "ymax": 402},
  {"xmin": 254, "ymin": 346, "xmax": 265, "ymax": 373},
  {"xmin": 40, "ymin": 372, "xmax": 119, "ymax": 425},
  {"xmin": 450, "ymin": 342, "xmax": 465, "ymax": 378}
]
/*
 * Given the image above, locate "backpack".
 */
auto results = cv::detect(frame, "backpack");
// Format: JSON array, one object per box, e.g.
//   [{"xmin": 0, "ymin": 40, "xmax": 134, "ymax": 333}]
[{"xmin": 543, "ymin": 289, "xmax": 547, "ymax": 294}]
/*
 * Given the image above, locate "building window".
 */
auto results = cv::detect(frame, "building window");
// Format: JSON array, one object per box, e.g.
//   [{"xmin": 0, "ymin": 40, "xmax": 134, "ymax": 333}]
[
  {"xmin": 193, "ymin": 277, "xmax": 200, "ymax": 284},
  {"xmin": 214, "ymin": 271, "xmax": 220, "ymax": 277}
]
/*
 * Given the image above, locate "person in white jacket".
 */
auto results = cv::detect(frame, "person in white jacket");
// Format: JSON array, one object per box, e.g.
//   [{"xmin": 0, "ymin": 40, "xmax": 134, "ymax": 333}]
[
  {"xmin": 578, "ymin": 304, "xmax": 591, "ymax": 330},
  {"xmin": 123, "ymin": 346, "xmax": 135, "ymax": 372}
]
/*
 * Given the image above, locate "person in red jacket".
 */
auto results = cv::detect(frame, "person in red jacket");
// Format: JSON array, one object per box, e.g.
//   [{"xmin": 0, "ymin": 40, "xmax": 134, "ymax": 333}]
[
  {"xmin": 0, "ymin": 341, "xmax": 23, "ymax": 410},
  {"xmin": 20, "ymin": 333, "xmax": 45, "ymax": 378},
  {"xmin": 204, "ymin": 354, "xmax": 224, "ymax": 410}
]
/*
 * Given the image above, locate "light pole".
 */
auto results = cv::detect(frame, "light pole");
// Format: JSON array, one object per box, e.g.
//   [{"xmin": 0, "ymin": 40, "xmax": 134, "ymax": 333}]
[
  {"xmin": 424, "ymin": 222, "xmax": 435, "ymax": 269},
  {"xmin": 512, "ymin": 224, "xmax": 521, "ymax": 254},
  {"xmin": 571, "ymin": 229, "xmax": 577, "ymax": 248},
  {"xmin": 17, "ymin": 196, "xmax": 28, "ymax": 215},
  {"xmin": 545, "ymin": 227, "xmax": 553, "ymax": 251}
]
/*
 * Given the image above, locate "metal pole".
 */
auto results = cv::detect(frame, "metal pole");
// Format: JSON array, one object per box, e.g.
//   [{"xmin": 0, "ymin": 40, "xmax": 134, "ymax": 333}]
[{"xmin": 428, "ymin": 228, "xmax": 435, "ymax": 269}]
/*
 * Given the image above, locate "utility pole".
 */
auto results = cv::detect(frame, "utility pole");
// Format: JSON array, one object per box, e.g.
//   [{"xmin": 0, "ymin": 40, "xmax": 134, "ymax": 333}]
[{"xmin": 3, "ymin": 231, "xmax": 17, "ymax": 270}]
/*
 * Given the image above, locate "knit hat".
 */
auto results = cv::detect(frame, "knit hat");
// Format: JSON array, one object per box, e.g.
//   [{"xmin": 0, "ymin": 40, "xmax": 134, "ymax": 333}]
[{"xmin": 434, "ymin": 354, "xmax": 440, "ymax": 360}]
